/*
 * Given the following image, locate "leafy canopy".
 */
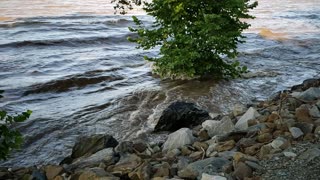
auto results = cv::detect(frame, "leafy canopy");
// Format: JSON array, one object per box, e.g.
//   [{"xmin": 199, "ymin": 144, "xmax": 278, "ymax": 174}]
[
  {"xmin": 0, "ymin": 90, "xmax": 32, "ymax": 160},
  {"xmin": 115, "ymin": 0, "xmax": 257, "ymax": 79}
]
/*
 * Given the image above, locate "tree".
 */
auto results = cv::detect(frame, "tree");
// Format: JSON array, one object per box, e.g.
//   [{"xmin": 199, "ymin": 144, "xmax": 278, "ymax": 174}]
[
  {"xmin": 114, "ymin": 0, "xmax": 258, "ymax": 79},
  {"xmin": 0, "ymin": 90, "xmax": 32, "ymax": 160}
]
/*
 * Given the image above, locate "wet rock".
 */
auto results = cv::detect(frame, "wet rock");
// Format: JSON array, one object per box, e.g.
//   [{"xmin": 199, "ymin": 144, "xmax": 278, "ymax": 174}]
[
  {"xmin": 298, "ymin": 148, "xmax": 320, "ymax": 162},
  {"xmin": 115, "ymin": 141, "xmax": 134, "ymax": 154},
  {"xmin": 270, "ymin": 137, "xmax": 290, "ymax": 150},
  {"xmin": 202, "ymin": 116, "xmax": 235, "ymax": 137},
  {"xmin": 71, "ymin": 134, "xmax": 118, "ymax": 159},
  {"xmin": 110, "ymin": 153, "xmax": 142, "ymax": 176},
  {"xmin": 291, "ymin": 78, "xmax": 320, "ymax": 91},
  {"xmin": 178, "ymin": 157, "xmax": 230, "ymax": 179},
  {"xmin": 233, "ymin": 162, "xmax": 253, "ymax": 180},
  {"xmin": 233, "ymin": 104, "xmax": 247, "ymax": 117},
  {"xmin": 216, "ymin": 140, "xmax": 236, "ymax": 152},
  {"xmin": 292, "ymin": 87, "xmax": 320, "ymax": 101},
  {"xmin": 257, "ymin": 133, "xmax": 273, "ymax": 143},
  {"xmin": 132, "ymin": 140, "xmax": 148, "ymax": 153},
  {"xmin": 201, "ymin": 173, "xmax": 227, "ymax": 180},
  {"xmin": 289, "ymin": 127, "xmax": 304, "ymax": 139},
  {"xmin": 44, "ymin": 165, "xmax": 63, "ymax": 179},
  {"xmin": 296, "ymin": 122, "xmax": 314, "ymax": 134},
  {"xmin": 235, "ymin": 107, "xmax": 261, "ymax": 130},
  {"xmin": 162, "ymin": 128, "xmax": 195, "ymax": 152},
  {"xmin": 154, "ymin": 101, "xmax": 210, "ymax": 132},
  {"xmin": 68, "ymin": 148, "xmax": 117, "ymax": 171},
  {"xmin": 31, "ymin": 169, "xmax": 47, "ymax": 180},
  {"xmin": 295, "ymin": 104, "xmax": 313, "ymax": 123}
]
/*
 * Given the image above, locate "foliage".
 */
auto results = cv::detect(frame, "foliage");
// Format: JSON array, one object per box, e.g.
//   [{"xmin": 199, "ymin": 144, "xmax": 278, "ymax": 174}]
[
  {"xmin": 123, "ymin": 0, "xmax": 257, "ymax": 79},
  {"xmin": 0, "ymin": 91, "xmax": 32, "ymax": 160}
]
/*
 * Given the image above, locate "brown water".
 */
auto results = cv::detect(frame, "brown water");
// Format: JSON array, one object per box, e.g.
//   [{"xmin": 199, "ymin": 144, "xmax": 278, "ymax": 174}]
[{"xmin": 0, "ymin": 0, "xmax": 319, "ymax": 167}]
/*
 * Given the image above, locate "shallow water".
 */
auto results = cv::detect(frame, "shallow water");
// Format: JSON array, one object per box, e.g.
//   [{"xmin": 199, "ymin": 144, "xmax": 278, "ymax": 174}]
[{"xmin": 0, "ymin": 0, "xmax": 319, "ymax": 166}]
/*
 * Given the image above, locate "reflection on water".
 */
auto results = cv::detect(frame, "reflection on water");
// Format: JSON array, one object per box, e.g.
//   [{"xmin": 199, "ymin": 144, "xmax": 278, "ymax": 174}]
[{"xmin": 0, "ymin": 0, "xmax": 319, "ymax": 167}]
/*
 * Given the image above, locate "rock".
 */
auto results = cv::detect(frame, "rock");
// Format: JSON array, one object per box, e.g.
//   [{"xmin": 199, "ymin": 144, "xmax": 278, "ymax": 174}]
[
  {"xmin": 202, "ymin": 116, "xmax": 235, "ymax": 137},
  {"xmin": 110, "ymin": 153, "xmax": 142, "ymax": 176},
  {"xmin": 193, "ymin": 141, "xmax": 208, "ymax": 151},
  {"xmin": 289, "ymin": 127, "xmax": 304, "ymax": 139},
  {"xmin": 153, "ymin": 162, "xmax": 170, "ymax": 177},
  {"xmin": 245, "ymin": 161, "xmax": 262, "ymax": 170},
  {"xmin": 245, "ymin": 143, "xmax": 264, "ymax": 156},
  {"xmin": 236, "ymin": 138, "xmax": 256, "ymax": 148},
  {"xmin": 298, "ymin": 148, "xmax": 320, "ymax": 162},
  {"xmin": 267, "ymin": 112, "xmax": 280, "ymax": 122},
  {"xmin": 257, "ymin": 133, "xmax": 273, "ymax": 143},
  {"xmin": 297, "ymin": 122, "xmax": 315, "ymax": 135},
  {"xmin": 31, "ymin": 169, "xmax": 47, "ymax": 180},
  {"xmin": 132, "ymin": 140, "xmax": 148, "ymax": 153},
  {"xmin": 309, "ymin": 105, "xmax": 320, "ymax": 118},
  {"xmin": 201, "ymin": 173, "xmax": 227, "ymax": 180},
  {"xmin": 283, "ymin": 151, "xmax": 297, "ymax": 158},
  {"xmin": 128, "ymin": 162, "xmax": 151, "ymax": 180},
  {"xmin": 206, "ymin": 143, "xmax": 218, "ymax": 157},
  {"xmin": 68, "ymin": 148, "xmax": 117, "ymax": 171},
  {"xmin": 44, "ymin": 165, "xmax": 63, "ymax": 179},
  {"xmin": 233, "ymin": 162, "xmax": 253, "ymax": 179},
  {"xmin": 314, "ymin": 126, "xmax": 320, "ymax": 134},
  {"xmin": 233, "ymin": 152, "xmax": 259, "ymax": 164},
  {"xmin": 162, "ymin": 128, "xmax": 195, "ymax": 152},
  {"xmin": 233, "ymin": 104, "xmax": 247, "ymax": 117},
  {"xmin": 73, "ymin": 168, "xmax": 118, "ymax": 180},
  {"xmin": 216, "ymin": 140, "xmax": 236, "ymax": 152},
  {"xmin": 235, "ymin": 107, "xmax": 261, "ymax": 130},
  {"xmin": 154, "ymin": 101, "xmax": 210, "ymax": 132},
  {"xmin": 295, "ymin": 104, "xmax": 312, "ymax": 123},
  {"xmin": 218, "ymin": 151, "xmax": 237, "ymax": 160},
  {"xmin": 292, "ymin": 87, "xmax": 320, "ymax": 101},
  {"xmin": 115, "ymin": 141, "xmax": 134, "ymax": 154},
  {"xmin": 291, "ymin": 78, "xmax": 320, "ymax": 91},
  {"xmin": 71, "ymin": 134, "xmax": 118, "ymax": 159},
  {"xmin": 198, "ymin": 129, "xmax": 210, "ymax": 141},
  {"xmin": 270, "ymin": 137, "xmax": 290, "ymax": 150},
  {"xmin": 166, "ymin": 149, "xmax": 181, "ymax": 159},
  {"xmin": 177, "ymin": 157, "xmax": 191, "ymax": 170},
  {"xmin": 189, "ymin": 151, "xmax": 204, "ymax": 161},
  {"xmin": 259, "ymin": 144, "xmax": 273, "ymax": 159},
  {"xmin": 181, "ymin": 146, "xmax": 193, "ymax": 156},
  {"xmin": 178, "ymin": 157, "xmax": 230, "ymax": 179}
]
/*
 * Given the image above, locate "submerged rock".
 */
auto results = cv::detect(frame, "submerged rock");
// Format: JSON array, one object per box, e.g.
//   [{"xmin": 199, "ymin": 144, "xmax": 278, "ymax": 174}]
[{"xmin": 154, "ymin": 101, "xmax": 210, "ymax": 132}]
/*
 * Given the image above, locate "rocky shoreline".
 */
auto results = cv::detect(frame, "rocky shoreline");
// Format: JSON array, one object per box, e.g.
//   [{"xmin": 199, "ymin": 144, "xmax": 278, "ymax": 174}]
[{"xmin": 1, "ymin": 78, "xmax": 320, "ymax": 180}]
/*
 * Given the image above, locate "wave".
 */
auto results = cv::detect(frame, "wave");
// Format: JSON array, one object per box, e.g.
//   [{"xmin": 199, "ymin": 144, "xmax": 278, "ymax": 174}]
[
  {"xmin": 24, "ymin": 71, "xmax": 124, "ymax": 95},
  {"xmin": 0, "ymin": 34, "xmax": 138, "ymax": 48}
]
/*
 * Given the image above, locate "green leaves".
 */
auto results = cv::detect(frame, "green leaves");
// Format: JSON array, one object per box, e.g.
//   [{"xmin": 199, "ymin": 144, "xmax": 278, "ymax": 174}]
[
  {"xmin": 0, "ymin": 91, "xmax": 32, "ymax": 160},
  {"xmin": 128, "ymin": 0, "xmax": 257, "ymax": 79}
]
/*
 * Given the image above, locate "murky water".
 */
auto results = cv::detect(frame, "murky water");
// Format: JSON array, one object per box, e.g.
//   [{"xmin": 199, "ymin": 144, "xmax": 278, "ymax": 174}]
[{"xmin": 0, "ymin": 0, "xmax": 319, "ymax": 167}]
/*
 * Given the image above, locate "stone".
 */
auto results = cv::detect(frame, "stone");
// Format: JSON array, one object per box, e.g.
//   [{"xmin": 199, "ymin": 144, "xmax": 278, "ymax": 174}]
[
  {"xmin": 294, "ymin": 122, "xmax": 314, "ymax": 134},
  {"xmin": 162, "ymin": 128, "xmax": 195, "ymax": 152},
  {"xmin": 245, "ymin": 143, "xmax": 264, "ymax": 156},
  {"xmin": 31, "ymin": 169, "xmax": 47, "ymax": 180},
  {"xmin": 202, "ymin": 116, "xmax": 235, "ymax": 137},
  {"xmin": 245, "ymin": 161, "xmax": 262, "ymax": 170},
  {"xmin": 71, "ymin": 134, "xmax": 118, "ymax": 159},
  {"xmin": 233, "ymin": 162, "xmax": 252, "ymax": 179},
  {"xmin": 166, "ymin": 149, "xmax": 181, "ymax": 159},
  {"xmin": 115, "ymin": 141, "xmax": 134, "ymax": 154},
  {"xmin": 198, "ymin": 129, "xmax": 210, "ymax": 141},
  {"xmin": 68, "ymin": 148, "xmax": 117, "ymax": 170},
  {"xmin": 283, "ymin": 151, "xmax": 297, "ymax": 158},
  {"xmin": 314, "ymin": 126, "xmax": 320, "ymax": 134},
  {"xmin": 181, "ymin": 146, "xmax": 193, "ymax": 156},
  {"xmin": 153, "ymin": 162, "xmax": 170, "ymax": 177},
  {"xmin": 289, "ymin": 127, "xmax": 304, "ymax": 139},
  {"xmin": 218, "ymin": 151, "xmax": 237, "ymax": 160},
  {"xmin": 291, "ymin": 78, "xmax": 320, "ymax": 91},
  {"xmin": 309, "ymin": 105, "xmax": 320, "ymax": 118},
  {"xmin": 233, "ymin": 104, "xmax": 247, "ymax": 117},
  {"xmin": 216, "ymin": 140, "xmax": 236, "ymax": 152},
  {"xmin": 270, "ymin": 137, "xmax": 290, "ymax": 150},
  {"xmin": 233, "ymin": 152, "xmax": 259, "ymax": 164},
  {"xmin": 236, "ymin": 138, "xmax": 256, "ymax": 148},
  {"xmin": 44, "ymin": 165, "xmax": 63, "ymax": 179},
  {"xmin": 128, "ymin": 161, "xmax": 151, "ymax": 180},
  {"xmin": 292, "ymin": 87, "xmax": 320, "ymax": 101},
  {"xmin": 111, "ymin": 153, "xmax": 142, "ymax": 176},
  {"xmin": 177, "ymin": 157, "xmax": 191, "ymax": 170},
  {"xmin": 193, "ymin": 141, "xmax": 209, "ymax": 151},
  {"xmin": 259, "ymin": 144, "xmax": 273, "ymax": 159},
  {"xmin": 178, "ymin": 157, "xmax": 230, "ymax": 179},
  {"xmin": 298, "ymin": 148, "xmax": 320, "ymax": 162},
  {"xmin": 133, "ymin": 140, "xmax": 148, "ymax": 153},
  {"xmin": 189, "ymin": 151, "xmax": 204, "ymax": 161},
  {"xmin": 235, "ymin": 107, "xmax": 261, "ymax": 130},
  {"xmin": 74, "ymin": 168, "xmax": 118, "ymax": 180},
  {"xmin": 257, "ymin": 133, "xmax": 273, "ymax": 143},
  {"xmin": 201, "ymin": 173, "xmax": 227, "ymax": 180},
  {"xmin": 295, "ymin": 104, "xmax": 312, "ymax": 123},
  {"xmin": 267, "ymin": 112, "xmax": 280, "ymax": 122},
  {"xmin": 154, "ymin": 101, "xmax": 210, "ymax": 132}
]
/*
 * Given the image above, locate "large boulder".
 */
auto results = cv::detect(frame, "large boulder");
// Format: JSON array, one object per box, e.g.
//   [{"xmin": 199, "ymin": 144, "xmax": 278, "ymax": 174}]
[
  {"xmin": 71, "ymin": 134, "xmax": 118, "ymax": 159},
  {"xmin": 162, "ymin": 128, "xmax": 195, "ymax": 152},
  {"xmin": 154, "ymin": 101, "xmax": 210, "ymax": 132},
  {"xmin": 292, "ymin": 87, "xmax": 320, "ymax": 101},
  {"xmin": 202, "ymin": 116, "xmax": 235, "ymax": 137}
]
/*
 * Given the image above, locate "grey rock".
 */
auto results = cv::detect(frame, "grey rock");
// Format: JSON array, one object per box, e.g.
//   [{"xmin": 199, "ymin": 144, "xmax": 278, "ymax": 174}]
[
  {"xmin": 235, "ymin": 107, "xmax": 261, "ymax": 130},
  {"xmin": 298, "ymin": 148, "xmax": 320, "ymax": 162},
  {"xmin": 270, "ymin": 137, "xmax": 290, "ymax": 150},
  {"xmin": 202, "ymin": 116, "xmax": 234, "ymax": 137},
  {"xmin": 283, "ymin": 151, "xmax": 297, "ymax": 158},
  {"xmin": 289, "ymin": 127, "xmax": 304, "ymax": 139},
  {"xmin": 245, "ymin": 161, "xmax": 262, "ymax": 170},
  {"xmin": 201, "ymin": 173, "xmax": 227, "ymax": 180},
  {"xmin": 309, "ymin": 105, "xmax": 320, "ymax": 118},
  {"xmin": 233, "ymin": 104, "xmax": 247, "ymax": 117},
  {"xmin": 162, "ymin": 128, "xmax": 195, "ymax": 152},
  {"xmin": 294, "ymin": 122, "xmax": 314, "ymax": 134},
  {"xmin": 292, "ymin": 87, "xmax": 320, "ymax": 101}
]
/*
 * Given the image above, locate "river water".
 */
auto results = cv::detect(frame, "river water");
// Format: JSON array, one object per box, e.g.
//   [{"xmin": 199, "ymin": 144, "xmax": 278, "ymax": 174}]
[{"xmin": 0, "ymin": 0, "xmax": 319, "ymax": 167}]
